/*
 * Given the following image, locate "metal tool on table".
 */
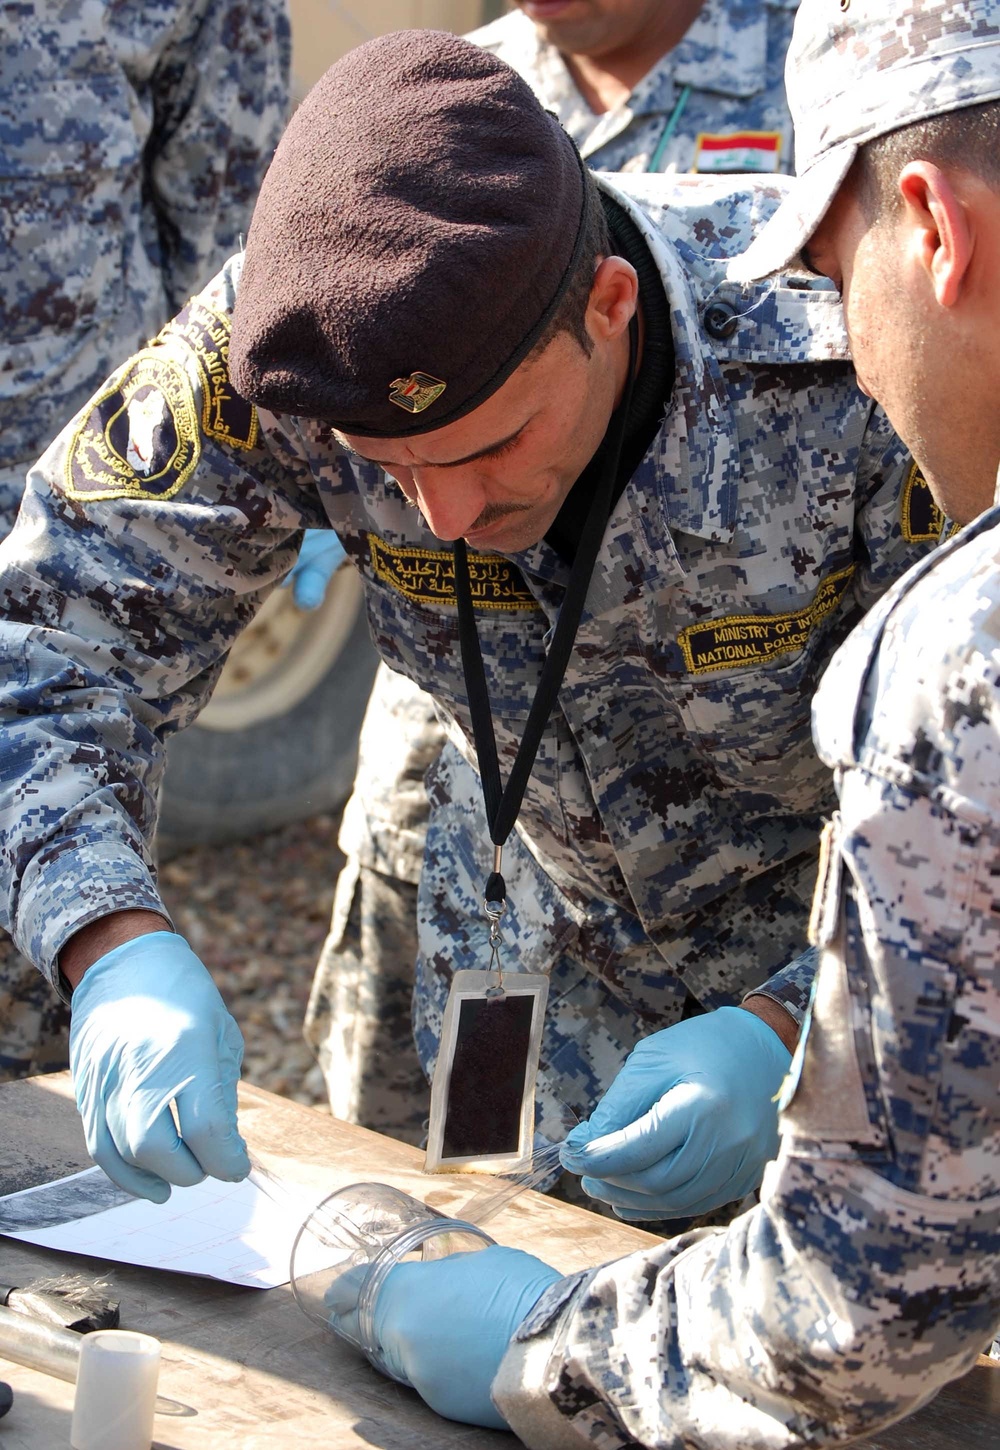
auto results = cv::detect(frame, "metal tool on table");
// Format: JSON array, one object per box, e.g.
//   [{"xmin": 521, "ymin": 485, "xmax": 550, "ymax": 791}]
[{"xmin": 1, "ymin": 1273, "xmax": 120, "ymax": 1332}]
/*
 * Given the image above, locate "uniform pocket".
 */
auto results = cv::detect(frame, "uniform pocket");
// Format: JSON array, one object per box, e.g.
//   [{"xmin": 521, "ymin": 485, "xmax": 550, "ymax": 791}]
[{"xmin": 779, "ymin": 824, "xmax": 887, "ymax": 1147}]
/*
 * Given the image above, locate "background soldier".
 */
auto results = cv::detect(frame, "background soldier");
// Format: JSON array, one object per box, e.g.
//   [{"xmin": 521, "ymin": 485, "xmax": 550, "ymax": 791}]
[
  {"xmin": 0, "ymin": 0, "xmax": 291, "ymax": 1083},
  {"xmin": 307, "ymin": 0, "xmax": 802, "ymax": 1146},
  {"xmin": 364, "ymin": 3, "xmax": 1000, "ymax": 1440}
]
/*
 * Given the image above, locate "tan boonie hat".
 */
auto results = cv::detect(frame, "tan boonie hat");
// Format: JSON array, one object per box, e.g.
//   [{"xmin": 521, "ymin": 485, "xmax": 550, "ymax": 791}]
[{"xmin": 729, "ymin": 0, "xmax": 1000, "ymax": 283}]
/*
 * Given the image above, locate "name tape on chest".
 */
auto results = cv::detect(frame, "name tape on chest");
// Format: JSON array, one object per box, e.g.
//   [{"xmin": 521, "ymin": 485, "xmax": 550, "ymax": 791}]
[
  {"xmin": 678, "ymin": 564, "xmax": 855, "ymax": 675},
  {"xmin": 369, "ymin": 535, "xmax": 537, "ymax": 611},
  {"xmin": 693, "ymin": 131, "xmax": 782, "ymax": 174}
]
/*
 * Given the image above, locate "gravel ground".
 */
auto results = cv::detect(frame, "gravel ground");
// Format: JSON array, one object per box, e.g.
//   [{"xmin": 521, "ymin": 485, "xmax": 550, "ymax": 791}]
[{"xmin": 158, "ymin": 813, "xmax": 343, "ymax": 1110}]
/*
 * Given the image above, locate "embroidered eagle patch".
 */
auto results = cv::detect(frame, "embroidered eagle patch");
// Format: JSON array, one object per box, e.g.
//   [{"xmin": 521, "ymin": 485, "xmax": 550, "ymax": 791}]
[{"xmin": 64, "ymin": 352, "xmax": 201, "ymax": 502}]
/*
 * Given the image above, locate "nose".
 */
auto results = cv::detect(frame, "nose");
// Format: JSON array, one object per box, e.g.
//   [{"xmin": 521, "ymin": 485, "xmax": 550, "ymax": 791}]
[{"xmin": 411, "ymin": 469, "xmax": 487, "ymax": 543}]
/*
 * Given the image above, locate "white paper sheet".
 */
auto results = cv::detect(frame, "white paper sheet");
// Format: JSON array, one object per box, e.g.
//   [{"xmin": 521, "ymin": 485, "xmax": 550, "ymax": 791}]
[{"xmin": 0, "ymin": 1166, "xmax": 333, "ymax": 1289}]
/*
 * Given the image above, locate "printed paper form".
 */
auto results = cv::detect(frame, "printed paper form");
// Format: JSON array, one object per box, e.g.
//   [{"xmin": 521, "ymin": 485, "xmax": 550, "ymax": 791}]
[{"xmin": 0, "ymin": 1166, "xmax": 335, "ymax": 1288}]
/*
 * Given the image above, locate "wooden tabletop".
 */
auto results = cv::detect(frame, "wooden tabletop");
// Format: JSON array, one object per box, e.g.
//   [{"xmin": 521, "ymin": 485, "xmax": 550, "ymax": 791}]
[{"xmin": 0, "ymin": 1073, "xmax": 996, "ymax": 1449}]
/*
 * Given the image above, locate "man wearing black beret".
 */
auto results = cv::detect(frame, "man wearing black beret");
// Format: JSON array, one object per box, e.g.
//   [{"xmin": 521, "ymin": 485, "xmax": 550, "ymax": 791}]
[
  {"xmin": 309, "ymin": 1, "xmax": 804, "ymax": 1154},
  {"xmin": 0, "ymin": 34, "xmax": 933, "ymax": 1242}
]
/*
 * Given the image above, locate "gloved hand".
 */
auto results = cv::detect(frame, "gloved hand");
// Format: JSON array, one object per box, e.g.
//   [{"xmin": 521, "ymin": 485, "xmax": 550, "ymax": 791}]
[
  {"xmin": 284, "ymin": 529, "xmax": 347, "ymax": 610},
  {"xmin": 354, "ymin": 1246, "xmax": 561, "ymax": 1429},
  {"xmin": 559, "ymin": 1005, "xmax": 792, "ymax": 1220},
  {"xmin": 69, "ymin": 932, "xmax": 250, "ymax": 1203}
]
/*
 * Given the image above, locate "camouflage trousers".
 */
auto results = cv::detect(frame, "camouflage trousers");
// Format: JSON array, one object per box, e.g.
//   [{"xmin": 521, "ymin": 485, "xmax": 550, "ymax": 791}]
[
  {"xmin": 0, "ymin": 929, "xmax": 70, "ymax": 1082},
  {"xmin": 304, "ymin": 859, "xmax": 430, "ymax": 1147}
]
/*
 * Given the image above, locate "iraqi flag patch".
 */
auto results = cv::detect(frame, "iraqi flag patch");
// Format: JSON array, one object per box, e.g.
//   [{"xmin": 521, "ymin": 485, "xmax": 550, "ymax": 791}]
[{"xmin": 693, "ymin": 131, "xmax": 782, "ymax": 174}]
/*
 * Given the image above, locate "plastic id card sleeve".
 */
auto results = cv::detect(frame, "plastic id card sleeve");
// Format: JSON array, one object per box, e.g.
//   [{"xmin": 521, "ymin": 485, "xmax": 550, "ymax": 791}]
[{"xmin": 424, "ymin": 970, "xmax": 549, "ymax": 1175}]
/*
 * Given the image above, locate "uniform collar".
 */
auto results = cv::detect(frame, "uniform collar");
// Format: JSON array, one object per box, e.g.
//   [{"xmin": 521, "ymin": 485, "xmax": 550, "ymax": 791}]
[
  {"xmin": 672, "ymin": 0, "xmax": 776, "ymax": 100},
  {"xmin": 511, "ymin": 176, "xmax": 740, "ymax": 603},
  {"xmin": 597, "ymin": 176, "xmax": 740, "ymax": 546},
  {"xmin": 512, "ymin": 0, "xmax": 778, "ymax": 161}
]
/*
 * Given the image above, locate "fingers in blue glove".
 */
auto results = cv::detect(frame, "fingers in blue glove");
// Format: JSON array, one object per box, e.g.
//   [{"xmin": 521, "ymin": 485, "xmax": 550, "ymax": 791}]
[
  {"xmin": 559, "ymin": 1006, "xmax": 792, "ymax": 1219},
  {"xmin": 325, "ymin": 1260, "xmax": 370, "ymax": 1350},
  {"xmin": 285, "ymin": 530, "xmax": 348, "ymax": 610},
  {"xmin": 371, "ymin": 1246, "xmax": 561, "ymax": 1429},
  {"xmin": 70, "ymin": 932, "xmax": 251, "ymax": 1201}
]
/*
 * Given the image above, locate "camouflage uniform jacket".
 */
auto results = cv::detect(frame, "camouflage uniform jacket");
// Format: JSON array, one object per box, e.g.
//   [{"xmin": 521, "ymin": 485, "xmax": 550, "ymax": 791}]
[
  {"xmin": 0, "ymin": 0, "xmax": 291, "ymax": 534},
  {"xmin": 0, "ymin": 174, "xmax": 930, "ymax": 1024},
  {"xmin": 468, "ymin": 0, "xmax": 799, "ymax": 176},
  {"xmin": 493, "ymin": 496, "xmax": 1000, "ymax": 1450}
]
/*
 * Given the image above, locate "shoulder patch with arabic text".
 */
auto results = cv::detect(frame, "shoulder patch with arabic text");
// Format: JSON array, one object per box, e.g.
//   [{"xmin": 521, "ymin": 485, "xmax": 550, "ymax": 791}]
[{"xmin": 153, "ymin": 299, "xmax": 259, "ymax": 451}]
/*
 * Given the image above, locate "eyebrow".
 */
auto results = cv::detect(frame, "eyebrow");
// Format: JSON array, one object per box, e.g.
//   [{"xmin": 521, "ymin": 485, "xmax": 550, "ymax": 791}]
[{"xmin": 344, "ymin": 419, "xmax": 532, "ymax": 470}]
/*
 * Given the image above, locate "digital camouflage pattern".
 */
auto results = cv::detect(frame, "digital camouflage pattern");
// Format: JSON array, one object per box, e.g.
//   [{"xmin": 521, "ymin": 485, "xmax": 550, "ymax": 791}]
[
  {"xmin": 730, "ymin": 0, "xmax": 1000, "ymax": 282},
  {"xmin": 304, "ymin": 663, "xmax": 442, "ymax": 1143},
  {"xmin": 0, "ymin": 0, "xmax": 291, "ymax": 532},
  {"xmin": 470, "ymin": 0, "xmax": 799, "ymax": 176},
  {"xmin": 494, "ymin": 495, "xmax": 1000, "ymax": 1450},
  {"xmin": 0, "ymin": 935, "xmax": 69, "ymax": 1080},
  {"xmin": 0, "ymin": 0, "xmax": 290, "ymax": 1082},
  {"xmin": 314, "ymin": 0, "xmax": 803, "ymax": 1136},
  {"xmin": 0, "ymin": 175, "xmax": 934, "ymax": 1138}
]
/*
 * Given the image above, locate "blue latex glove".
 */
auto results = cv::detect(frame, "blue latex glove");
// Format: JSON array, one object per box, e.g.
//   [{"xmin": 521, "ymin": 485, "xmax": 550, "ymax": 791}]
[
  {"xmin": 355, "ymin": 1246, "xmax": 561, "ymax": 1429},
  {"xmin": 559, "ymin": 1006, "xmax": 792, "ymax": 1220},
  {"xmin": 69, "ymin": 932, "xmax": 250, "ymax": 1203},
  {"xmin": 284, "ymin": 529, "xmax": 347, "ymax": 610}
]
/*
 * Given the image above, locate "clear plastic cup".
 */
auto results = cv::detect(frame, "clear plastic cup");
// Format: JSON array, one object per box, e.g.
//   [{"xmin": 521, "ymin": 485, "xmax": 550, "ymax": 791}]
[{"xmin": 290, "ymin": 1182, "xmax": 494, "ymax": 1381}]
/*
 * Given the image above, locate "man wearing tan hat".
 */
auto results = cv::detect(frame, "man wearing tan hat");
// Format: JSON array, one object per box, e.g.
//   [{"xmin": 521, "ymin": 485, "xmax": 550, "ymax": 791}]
[{"xmin": 355, "ymin": 2, "xmax": 1000, "ymax": 1443}]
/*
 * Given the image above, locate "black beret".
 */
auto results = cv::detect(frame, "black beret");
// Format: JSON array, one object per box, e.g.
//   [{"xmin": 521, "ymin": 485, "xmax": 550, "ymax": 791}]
[{"xmin": 229, "ymin": 29, "xmax": 589, "ymax": 437}]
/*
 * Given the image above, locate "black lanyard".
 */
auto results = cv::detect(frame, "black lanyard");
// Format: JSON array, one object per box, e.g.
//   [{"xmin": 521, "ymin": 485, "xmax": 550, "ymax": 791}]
[{"xmin": 454, "ymin": 317, "xmax": 639, "ymax": 907}]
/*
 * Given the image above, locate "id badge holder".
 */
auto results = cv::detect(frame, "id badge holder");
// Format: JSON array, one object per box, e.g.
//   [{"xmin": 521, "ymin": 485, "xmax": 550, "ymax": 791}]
[{"xmin": 425, "ymin": 894, "xmax": 548, "ymax": 1175}]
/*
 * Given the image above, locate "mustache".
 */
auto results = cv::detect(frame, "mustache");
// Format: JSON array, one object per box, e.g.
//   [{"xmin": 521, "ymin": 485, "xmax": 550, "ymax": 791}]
[{"xmin": 467, "ymin": 500, "xmax": 532, "ymax": 532}]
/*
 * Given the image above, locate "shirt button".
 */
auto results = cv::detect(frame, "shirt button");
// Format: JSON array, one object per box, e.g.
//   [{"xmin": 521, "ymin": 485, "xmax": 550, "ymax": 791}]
[{"xmin": 703, "ymin": 301, "xmax": 739, "ymax": 340}]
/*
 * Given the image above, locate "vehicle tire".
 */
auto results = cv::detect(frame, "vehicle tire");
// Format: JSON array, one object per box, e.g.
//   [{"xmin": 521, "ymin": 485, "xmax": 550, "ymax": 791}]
[{"xmin": 156, "ymin": 568, "xmax": 377, "ymax": 854}]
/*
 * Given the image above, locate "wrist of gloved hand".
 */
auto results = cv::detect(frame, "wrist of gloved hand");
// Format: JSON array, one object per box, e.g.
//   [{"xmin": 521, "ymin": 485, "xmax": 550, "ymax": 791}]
[
  {"xmin": 559, "ymin": 1005, "xmax": 792, "ymax": 1220},
  {"xmin": 69, "ymin": 931, "xmax": 249, "ymax": 1203},
  {"xmin": 285, "ymin": 529, "xmax": 348, "ymax": 610},
  {"xmin": 369, "ymin": 1246, "xmax": 562, "ymax": 1428}
]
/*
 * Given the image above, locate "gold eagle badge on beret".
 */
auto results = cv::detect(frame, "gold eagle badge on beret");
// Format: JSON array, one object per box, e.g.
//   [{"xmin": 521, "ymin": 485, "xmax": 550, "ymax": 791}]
[{"xmin": 389, "ymin": 371, "xmax": 447, "ymax": 413}]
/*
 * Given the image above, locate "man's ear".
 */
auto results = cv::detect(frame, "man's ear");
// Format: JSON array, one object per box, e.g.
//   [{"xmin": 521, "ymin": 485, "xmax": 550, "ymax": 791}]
[
  {"xmin": 898, "ymin": 161, "xmax": 973, "ymax": 309},
  {"xmin": 585, "ymin": 255, "xmax": 639, "ymax": 345}
]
